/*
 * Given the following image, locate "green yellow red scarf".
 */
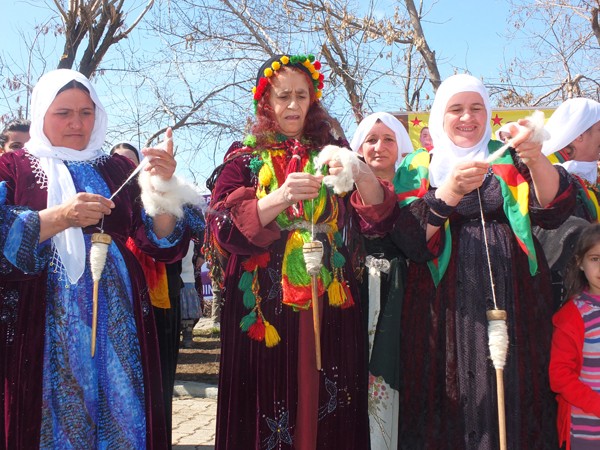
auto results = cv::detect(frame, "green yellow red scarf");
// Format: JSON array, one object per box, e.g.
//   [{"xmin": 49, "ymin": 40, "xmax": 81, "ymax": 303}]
[
  {"xmin": 394, "ymin": 141, "xmax": 538, "ymax": 286},
  {"xmin": 237, "ymin": 137, "xmax": 354, "ymax": 347}
]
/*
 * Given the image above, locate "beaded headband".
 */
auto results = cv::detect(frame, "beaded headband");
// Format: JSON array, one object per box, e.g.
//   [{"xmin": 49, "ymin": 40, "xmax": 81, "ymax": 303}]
[{"xmin": 252, "ymin": 54, "xmax": 324, "ymax": 113}]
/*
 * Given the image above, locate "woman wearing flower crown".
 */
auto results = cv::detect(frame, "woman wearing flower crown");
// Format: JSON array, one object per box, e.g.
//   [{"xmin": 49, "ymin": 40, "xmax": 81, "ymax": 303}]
[{"xmin": 205, "ymin": 54, "xmax": 397, "ymax": 449}]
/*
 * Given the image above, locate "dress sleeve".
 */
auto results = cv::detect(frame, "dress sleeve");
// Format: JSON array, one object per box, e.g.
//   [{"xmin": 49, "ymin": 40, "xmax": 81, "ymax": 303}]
[
  {"xmin": 350, "ymin": 179, "xmax": 399, "ymax": 236},
  {"xmin": 550, "ymin": 302, "xmax": 600, "ymax": 417},
  {"xmin": 0, "ymin": 160, "xmax": 52, "ymax": 276},
  {"xmin": 209, "ymin": 152, "xmax": 281, "ymax": 256},
  {"xmin": 529, "ymin": 165, "xmax": 576, "ymax": 229}
]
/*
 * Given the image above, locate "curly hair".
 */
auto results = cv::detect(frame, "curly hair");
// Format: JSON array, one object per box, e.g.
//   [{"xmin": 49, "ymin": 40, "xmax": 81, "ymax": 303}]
[
  {"xmin": 251, "ymin": 66, "xmax": 334, "ymax": 147},
  {"xmin": 564, "ymin": 222, "xmax": 600, "ymax": 300}
]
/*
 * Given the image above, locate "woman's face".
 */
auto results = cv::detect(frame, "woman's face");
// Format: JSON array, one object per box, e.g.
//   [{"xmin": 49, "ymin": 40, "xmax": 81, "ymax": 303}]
[
  {"xmin": 419, "ymin": 127, "xmax": 432, "ymax": 148},
  {"xmin": 268, "ymin": 69, "xmax": 311, "ymax": 139},
  {"xmin": 443, "ymin": 91, "xmax": 487, "ymax": 148},
  {"xmin": 43, "ymin": 87, "xmax": 95, "ymax": 150},
  {"xmin": 573, "ymin": 121, "xmax": 600, "ymax": 162},
  {"xmin": 360, "ymin": 121, "xmax": 398, "ymax": 173}
]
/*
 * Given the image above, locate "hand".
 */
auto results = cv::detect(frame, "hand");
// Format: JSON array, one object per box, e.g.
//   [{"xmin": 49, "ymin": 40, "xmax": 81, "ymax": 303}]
[
  {"xmin": 509, "ymin": 122, "xmax": 544, "ymax": 167},
  {"xmin": 444, "ymin": 160, "xmax": 489, "ymax": 196},
  {"xmin": 60, "ymin": 193, "xmax": 114, "ymax": 228},
  {"xmin": 141, "ymin": 127, "xmax": 177, "ymax": 180},
  {"xmin": 279, "ymin": 172, "xmax": 324, "ymax": 206}
]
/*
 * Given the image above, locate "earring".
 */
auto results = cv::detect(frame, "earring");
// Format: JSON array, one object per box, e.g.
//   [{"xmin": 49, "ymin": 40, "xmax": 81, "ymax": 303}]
[{"xmin": 580, "ymin": 266, "xmax": 584, "ymax": 270}]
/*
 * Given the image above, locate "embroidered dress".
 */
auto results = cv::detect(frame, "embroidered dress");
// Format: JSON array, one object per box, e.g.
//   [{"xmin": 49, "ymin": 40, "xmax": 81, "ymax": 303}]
[
  {"xmin": 392, "ymin": 145, "xmax": 576, "ymax": 449},
  {"xmin": 0, "ymin": 150, "xmax": 190, "ymax": 449},
  {"xmin": 207, "ymin": 138, "xmax": 397, "ymax": 450}
]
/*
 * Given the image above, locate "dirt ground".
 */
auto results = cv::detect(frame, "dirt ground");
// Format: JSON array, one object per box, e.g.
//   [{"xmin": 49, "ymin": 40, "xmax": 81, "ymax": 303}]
[{"xmin": 176, "ymin": 328, "xmax": 220, "ymax": 385}]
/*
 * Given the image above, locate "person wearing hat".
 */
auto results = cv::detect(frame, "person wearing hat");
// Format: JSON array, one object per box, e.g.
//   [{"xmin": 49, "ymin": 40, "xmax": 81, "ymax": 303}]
[{"xmin": 205, "ymin": 54, "xmax": 397, "ymax": 449}]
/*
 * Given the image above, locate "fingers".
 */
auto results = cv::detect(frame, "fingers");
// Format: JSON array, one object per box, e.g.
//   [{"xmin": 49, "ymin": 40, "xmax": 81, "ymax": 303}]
[
  {"xmin": 449, "ymin": 161, "xmax": 488, "ymax": 195},
  {"xmin": 142, "ymin": 128, "xmax": 176, "ymax": 179},
  {"xmin": 282, "ymin": 173, "xmax": 323, "ymax": 205},
  {"xmin": 63, "ymin": 193, "xmax": 114, "ymax": 228}
]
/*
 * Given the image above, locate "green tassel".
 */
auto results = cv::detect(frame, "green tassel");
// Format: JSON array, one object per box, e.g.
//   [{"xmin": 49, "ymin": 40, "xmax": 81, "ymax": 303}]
[
  {"xmin": 243, "ymin": 290, "xmax": 256, "ymax": 309},
  {"xmin": 240, "ymin": 311, "xmax": 257, "ymax": 331},
  {"xmin": 248, "ymin": 156, "xmax": 264, "ymax": 174},
  {"xmin": 238, "ymin": 271, "xmax": 253, "ymax": 291},
  {"xmin": 334, "ymin": 231, "xmax": 344, "ymax": 247},
  {"xmin": 332, "ymin": 251, "xmax": 346, "ymax": 268},
  {"xmin": 243, "ymin": 134, "xmax": 257, "ymax": 147}
]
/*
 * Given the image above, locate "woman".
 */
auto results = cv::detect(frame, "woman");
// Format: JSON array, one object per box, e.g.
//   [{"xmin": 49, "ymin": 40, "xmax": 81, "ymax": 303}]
[
  {"xmin": 349, "ymin": 112, "xmax": 412, "ymax": 450},
  {"xmin": 392, "ymin": 74, "xmax": 576, "ymax": 449},
  {"xmin": 0, "ymin": 69, "xmax": 195, "ymax": 448},
  {"xmin": 205, "ymin": 54, "xmax": 397, "ymax": 450}
]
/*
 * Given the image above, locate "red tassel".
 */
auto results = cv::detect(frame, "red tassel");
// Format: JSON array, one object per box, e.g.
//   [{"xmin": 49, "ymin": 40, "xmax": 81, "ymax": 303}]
[
  {"xmin": 242, "ymin": 252, "xmax": 271, "ymax": 272},
  {"xmin": 248, "ymin": 318, "xmax": 266, "ymax": 341},
  {"xmin": 340, "ymin": 281, "xmax": 355, "ymax": 309}
]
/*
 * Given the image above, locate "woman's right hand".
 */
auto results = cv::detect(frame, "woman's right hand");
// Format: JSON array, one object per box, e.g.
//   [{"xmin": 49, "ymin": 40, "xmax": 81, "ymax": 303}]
[
  {"xmin": 437, "ymin": 160, "xmax": 489, "ymax": 203},
  {"xmin": 278, "ymin": 172, "xmax": 324, "ymax": 206},
  {"xmin": 39, "ymin": 193, "xmax": 114, "ymax": 242},
  {"xmin": 59, "ymin": 193, "xmax": 115, "ymax": 228}
]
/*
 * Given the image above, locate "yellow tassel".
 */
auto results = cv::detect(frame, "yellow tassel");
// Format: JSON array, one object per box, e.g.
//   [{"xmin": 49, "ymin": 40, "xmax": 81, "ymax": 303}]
[
  {"xmin": 264, "ymin": 320, "xmax": 281, "ymax": 347},
  {"xmin": 258, "ymin": 163, "xmax": 272, "ymax": 187},
  {"xmin": 327, "ymin": 278, "xmax": 346, "ymax": 307}
]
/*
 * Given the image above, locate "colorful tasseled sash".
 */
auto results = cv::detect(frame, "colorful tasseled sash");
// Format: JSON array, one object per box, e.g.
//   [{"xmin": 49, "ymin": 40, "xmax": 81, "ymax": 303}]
[
  {"xmin": 394, "ymin": 141, "xmax": 538, "ymax": 286},
  {"xmin": 237, "ymin": 138, "xmax": 354, "ymax": 347},
  {"xmin": 571, "ymin": 175, "xmax": 600, "ymax": 221},
  {"xmin": 125, "ymin": 237, "xmax": 170, "ymax": 308}
]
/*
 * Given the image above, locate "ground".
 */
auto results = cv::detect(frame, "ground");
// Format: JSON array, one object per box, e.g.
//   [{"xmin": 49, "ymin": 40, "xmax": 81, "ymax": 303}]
[{"xmin": 176, "ymin": 327, "xmax": 220, "ymax": 385}]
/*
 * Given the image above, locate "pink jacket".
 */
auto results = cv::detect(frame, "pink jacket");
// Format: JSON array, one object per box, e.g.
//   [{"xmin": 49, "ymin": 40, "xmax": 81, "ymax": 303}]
[{"xmin": 550, "ymin": 299, "xmax": 600, "ymax": 450}]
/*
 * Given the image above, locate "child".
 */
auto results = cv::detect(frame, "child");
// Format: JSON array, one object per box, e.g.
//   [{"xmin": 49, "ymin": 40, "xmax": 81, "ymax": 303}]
[{"xmin": 550, "ymin": 222, "xmax": 600, "ymax": 450}]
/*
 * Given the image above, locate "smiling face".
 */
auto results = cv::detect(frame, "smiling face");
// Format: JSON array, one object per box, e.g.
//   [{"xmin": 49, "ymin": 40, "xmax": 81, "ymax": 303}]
[
  {"xmin": 43, "ymin": 87, "xmax": 96, "ymax": 150},
  {"xmin": 443, "ymin": 92, "xmax": 487, "ymax": 148},
  {"xmin": 268, "ymin": 68, "xmax": 311, "ymax": 139},
  {"xmin": 360, "ymin": 120, "xmax": 398, "ymax": 180}
]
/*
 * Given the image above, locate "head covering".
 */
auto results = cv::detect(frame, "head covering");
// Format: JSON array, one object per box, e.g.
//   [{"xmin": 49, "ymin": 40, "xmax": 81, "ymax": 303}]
[
  {"xmin": 110, "ymin": 141, "xmax": 141, "ymax": 164},
  {"xmin": 428, "ymin": 74, "xmax": 492, "ymax": 187},
  {"xmin": 24, "ymin": 69, "xmax": 108, "ymax": 284},
  {"xmin": 495, "ymin": 122, "xmax": 516, "ymax": 141},
  {"xmin": 252, "ymin": 54, "xmax": 324, "ymax": 112},
  {"xmin": 350, "ymin": 112, "xmax": 413, "ymax": 168},
  {"xmin": 541, "ymin": 98, "xmax": 600, "ymax": 156}
]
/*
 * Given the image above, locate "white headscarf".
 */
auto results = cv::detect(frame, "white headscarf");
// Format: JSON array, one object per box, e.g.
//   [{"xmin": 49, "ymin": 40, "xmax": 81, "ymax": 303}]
[
  {"xmin": 24, "ymin": 69, "xmax": 108, "ymax": 284},
  {"xmin": 349, "ymin": 112, "xmax": 413, "ymax": 168},
  {"xmin": 541, "ymin": 98, "xmax": 600, "ymax": 156},
  {"xmin": 428, "ymin": 74, "xmax": 492, "ymax": 187}
]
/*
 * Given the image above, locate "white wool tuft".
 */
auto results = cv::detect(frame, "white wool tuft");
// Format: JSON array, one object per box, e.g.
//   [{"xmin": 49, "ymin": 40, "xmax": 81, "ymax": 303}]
[
  {"xmin": 315, "ymin": 145, "xmax": 360, "ymax": 194},
  {"xmin": 139, "ymin": 171, "xmax": 204, "ymax": 218}
]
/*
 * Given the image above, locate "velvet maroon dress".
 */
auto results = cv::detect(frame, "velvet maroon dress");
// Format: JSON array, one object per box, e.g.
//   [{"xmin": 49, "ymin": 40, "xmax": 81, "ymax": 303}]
[{"xmin": 208, "ymin": 139, "xmax": 397, "ymax": 450}]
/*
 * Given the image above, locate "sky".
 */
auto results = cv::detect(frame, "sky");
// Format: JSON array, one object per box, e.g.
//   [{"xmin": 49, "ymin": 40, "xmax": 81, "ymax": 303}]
[{"xmin": 0, "ymin": 0, "xmax": 530, "ymax": 185}]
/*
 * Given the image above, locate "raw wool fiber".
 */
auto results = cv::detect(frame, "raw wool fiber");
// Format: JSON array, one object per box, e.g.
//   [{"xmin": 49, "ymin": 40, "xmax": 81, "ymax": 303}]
[
  {"xmin": 315, "ymin": 145, "xmax": 360, "ymax": 194},
  {"xmin": 139, "ymin": 170, "xmax": 204, "ymax": 218}
]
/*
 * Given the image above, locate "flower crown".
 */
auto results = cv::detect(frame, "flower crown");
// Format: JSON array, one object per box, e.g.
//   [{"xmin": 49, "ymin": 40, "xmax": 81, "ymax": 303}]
[{"xmin": 252, "ymin": 54, "xmax": 324, "ymax": 113}]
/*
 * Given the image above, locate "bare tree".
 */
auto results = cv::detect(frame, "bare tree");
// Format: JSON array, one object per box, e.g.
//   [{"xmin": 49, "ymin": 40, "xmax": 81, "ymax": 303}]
[
  {"xmin": 53, "ymin": 0, "xmax": 155, "ymax": 78},
  {"xmin": 498, "ymin": 0, "xmax": 600, "ymax": 106}
]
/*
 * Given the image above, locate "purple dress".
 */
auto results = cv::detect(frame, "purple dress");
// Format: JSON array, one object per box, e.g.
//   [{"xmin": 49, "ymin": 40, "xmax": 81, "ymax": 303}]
[
  {"xmin": 207, "ymin": 140, "xmax": 397, "ymax": 449},
  {"xmin": 0, "ymin": 150, "xmax": 189, "ymax": 449}
]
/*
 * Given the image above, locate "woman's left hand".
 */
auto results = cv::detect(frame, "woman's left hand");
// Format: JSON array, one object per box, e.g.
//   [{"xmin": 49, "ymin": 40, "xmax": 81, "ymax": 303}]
[
  {"xmin": 509, "ymin": 121, "xmax": 544, "ymax": 167},
  {"xmin": 141, "ymin": 127, "xmax": 176, "ymax": 180}
]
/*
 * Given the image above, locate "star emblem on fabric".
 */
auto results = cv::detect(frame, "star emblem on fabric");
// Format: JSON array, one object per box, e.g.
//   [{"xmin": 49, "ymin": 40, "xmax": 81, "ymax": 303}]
[
  {"xmin": 264, "ymin": 411, "xmax": 293, "ymax": 449},
  {"xmin": 492, "ymin": 114, "xmax": 503, "ymax": 126},
  {"xmin": 410, "ymin": 117, "xmax": 422, "ymax": 126}
]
